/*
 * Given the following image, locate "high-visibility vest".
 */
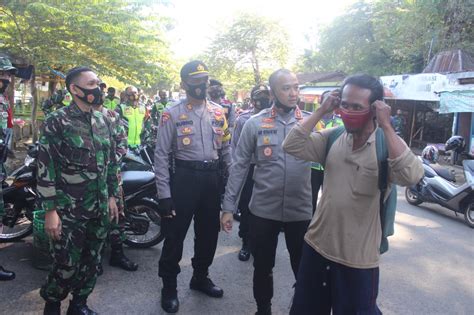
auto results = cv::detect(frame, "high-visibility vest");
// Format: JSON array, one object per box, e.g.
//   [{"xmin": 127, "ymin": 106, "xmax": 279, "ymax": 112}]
[
  {"xmin": 120, "ymin": 104, "xmax": 146, "ymax": 147},
  {"xmin": 104, "ymin": 97, "xmax": 119, "ymax": 110}
]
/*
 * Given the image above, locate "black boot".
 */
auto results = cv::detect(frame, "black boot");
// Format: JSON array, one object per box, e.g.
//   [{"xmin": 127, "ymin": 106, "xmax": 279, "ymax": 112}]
[
  {"xmin": 109, "ymin": 246, "xmax": 138, "ymax": 271},
  {"xmin": 238, "ymin": 240, "xmax": 250, "ymax": 261},
  {"xmin": 161, "ymin": 279, "xmax": 179, "ymax": 313},
  {"xmin": 0, "ymin": 266, "xmax": 15, "ymax": 281},
  {"xmin": 190, "ymin": 275, "xmax": 223, "ymax": 298},
  {"xmin": 67, "ymin": 296, "xmax": 97, "ymax": 315},
  {"xmin": 43, "ymin": 301, "xmax": 61, "ymax": 315}
]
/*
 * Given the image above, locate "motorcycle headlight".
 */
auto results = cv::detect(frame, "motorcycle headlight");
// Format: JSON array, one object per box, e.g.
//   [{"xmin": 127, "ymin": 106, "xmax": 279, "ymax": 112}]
[{"xmin": 24, "ymin": 155, "xmax": 35, "ymax": 167}]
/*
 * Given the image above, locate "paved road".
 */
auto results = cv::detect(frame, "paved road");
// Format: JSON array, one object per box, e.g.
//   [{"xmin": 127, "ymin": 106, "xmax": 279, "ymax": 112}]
[{"xmin": 1, "ymin": 189, "xmax": 473, "ymax": 314}]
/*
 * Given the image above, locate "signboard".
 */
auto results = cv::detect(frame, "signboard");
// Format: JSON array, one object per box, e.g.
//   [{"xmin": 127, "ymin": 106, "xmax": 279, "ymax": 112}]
[{"xmin": 381, "ymin": 73, "xmax": 448, "ymax": 101}]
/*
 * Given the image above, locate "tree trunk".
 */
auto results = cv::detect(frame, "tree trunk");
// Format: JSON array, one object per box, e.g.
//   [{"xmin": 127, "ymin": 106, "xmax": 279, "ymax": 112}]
[
  {"xmin": 30, "ymin": 67, "xmax": 38, "ymax": 142},
  {"xmin": 251, "ymin": 50, "xmax": 261, "ymax": 84}
]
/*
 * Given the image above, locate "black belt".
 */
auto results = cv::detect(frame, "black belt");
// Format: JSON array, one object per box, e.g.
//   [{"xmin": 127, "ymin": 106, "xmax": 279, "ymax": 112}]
[{"xmin": 175, "ymin": 159, "xmax": 219, "ymax": 171}]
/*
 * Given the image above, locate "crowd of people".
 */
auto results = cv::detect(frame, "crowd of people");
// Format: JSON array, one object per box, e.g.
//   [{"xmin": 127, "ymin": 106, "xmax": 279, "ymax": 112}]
[{"xmin": 0, "ymin": 57, "xmax": 425, "ymax": 315}]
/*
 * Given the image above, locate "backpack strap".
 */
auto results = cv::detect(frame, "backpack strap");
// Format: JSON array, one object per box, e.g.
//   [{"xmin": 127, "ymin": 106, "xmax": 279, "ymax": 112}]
[{"xmin": 324, "ymin": 126, "xmax": 345, "ymax": 167}]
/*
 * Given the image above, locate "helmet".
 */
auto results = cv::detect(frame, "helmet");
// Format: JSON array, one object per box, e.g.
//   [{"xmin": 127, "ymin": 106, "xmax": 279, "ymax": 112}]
[
  {"xmin": 250, "ymin": 84, "xmax": 270, "ymax": 100},
  {"xmin": 445, "ymin": 135, "xmax": 465, "ymax": 153},
  {"xmin": 422, "ymin": 145, "xmax": 439, "ymax": 163}
]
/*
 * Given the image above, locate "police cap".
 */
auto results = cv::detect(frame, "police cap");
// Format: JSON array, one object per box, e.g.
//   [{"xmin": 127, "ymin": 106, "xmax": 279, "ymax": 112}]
[
  {"xmin": 251, "ymin": 84, "xmax": 270, "ymax": 100},
  {"xmin": 180, "ymin": 60, "xmax": 209, "ymax": 80}
]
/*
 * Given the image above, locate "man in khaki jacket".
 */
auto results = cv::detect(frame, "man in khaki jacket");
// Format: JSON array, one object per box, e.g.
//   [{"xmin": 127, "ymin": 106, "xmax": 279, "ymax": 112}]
[{"xmin": 283, "ymin": 74, "xmax": 423, "ymax": 315}]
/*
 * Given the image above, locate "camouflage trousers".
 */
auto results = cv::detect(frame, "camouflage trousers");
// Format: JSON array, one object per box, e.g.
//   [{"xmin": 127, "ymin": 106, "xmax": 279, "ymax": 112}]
[
  {"xmin": 40, "ymin": 213, "xmax": 109, "ymax": 302},
  {"xmin": 108, "ymin": 186, "xmax": 126, "ymax": 248}
]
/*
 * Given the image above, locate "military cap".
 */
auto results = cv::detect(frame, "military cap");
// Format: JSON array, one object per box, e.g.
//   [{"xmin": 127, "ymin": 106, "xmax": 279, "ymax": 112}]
[
  {"xmin": 180, "ymin": 60, "xmax": 209, "ymax": 80},
  {"xmin": 0, "ymin": 57, "xmax": 18, "ymax": 75}
]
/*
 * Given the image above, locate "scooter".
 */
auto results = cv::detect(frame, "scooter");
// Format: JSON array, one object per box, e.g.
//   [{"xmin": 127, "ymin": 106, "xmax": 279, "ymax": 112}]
[{"xmin": 405, "ymin": 136, "xmax": 474, "ymax": 228}]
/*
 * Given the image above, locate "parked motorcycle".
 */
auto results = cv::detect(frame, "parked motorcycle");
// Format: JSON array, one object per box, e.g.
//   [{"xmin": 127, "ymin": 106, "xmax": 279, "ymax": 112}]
[
  {"xmin": 405, "ymin": 136, "xmax": 474, "ymax": 228},
  {"xmin": 0, "ymin": 143, "xmax": 38, "ymax": 242},
  {"xmin": 121, "ymin": 170, "xmax": 163, "ymax": 248},
  {"xmin": 121, "ymin": 145, "xmax": 154, "ymax": 172},
  {"xmin": 0, "ymin": 145, "xmax": 163, "ymax": 247}
]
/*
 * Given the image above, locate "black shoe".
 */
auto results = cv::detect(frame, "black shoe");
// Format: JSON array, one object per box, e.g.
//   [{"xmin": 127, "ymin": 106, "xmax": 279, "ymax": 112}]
[
  {"xmin": 43, "ymin": 301, "xmax": 61, "ymax": 315},
  {"xmin": 109, "ymin": 247, "xmax": 138, "ymax": 271},
  {"xmin": 0, "ymin": 266, "xmax": 15, "ymax": 281},
  {"xmin": 161, "ymin": 289, "xmax": 179, "ymax": 313},
  {"xmin": 238, "ymin": 244, "xmax": 250, "ymax": 261},
  {"xmin": 66, "ymin": 299, "xmax": 97, "ymax": 315},
  {"xmin": 97, "ymin": 263, "xmax": 103, "ymax": 276},
  {"xmin": 190, "ymin": 276, "xmax": 223, "ymax": 298}
]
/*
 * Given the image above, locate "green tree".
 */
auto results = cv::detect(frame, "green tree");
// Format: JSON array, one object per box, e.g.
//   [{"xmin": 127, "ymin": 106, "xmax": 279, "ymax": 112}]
[
  {"xmin": 0, "ymin": 0, "xmax": 175, "ymax": 138},
  {"xmin": 298, "ymin": 0, "xmax": 474, "ymax": 76},
  {"xmin": 203, "ymin": 13, "xmax": 290, "ymax": 93}
]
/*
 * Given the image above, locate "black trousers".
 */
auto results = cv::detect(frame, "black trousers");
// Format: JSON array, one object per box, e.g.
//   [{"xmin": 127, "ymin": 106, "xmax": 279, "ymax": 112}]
[
  {"xmin": 249, "ymin": 213, "xmax": 310, "ymax": 308},
  {"xmin": 158, "ymin": 166, "xmax": 221, "ymax": 286},
  {"xmin": 238, "ymin": 164, "xmax": 255, "ymax": 241},
  {"xmin": 290, "ymin": 243, "xmax": 382, "ymax": 315},
  {"xmin": 311, "ymin": 169, "xmax": 324, "ymax": 214}
]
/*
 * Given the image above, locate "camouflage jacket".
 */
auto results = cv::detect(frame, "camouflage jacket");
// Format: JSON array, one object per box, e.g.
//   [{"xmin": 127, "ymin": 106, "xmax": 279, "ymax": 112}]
[
  {"xmin": 37, "ymin": 102, "xmax": 119, "ymax": 219},
  {"xmin": 101, "ymin": 107, "xmax": 128, "ymax": 163}
]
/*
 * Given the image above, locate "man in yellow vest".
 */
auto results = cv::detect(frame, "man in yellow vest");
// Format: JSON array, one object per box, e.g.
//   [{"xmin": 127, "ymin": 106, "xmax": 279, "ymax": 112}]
[
  {"xmin": 115, "ymin": 86, "xmax": 146, "ymax": 147},
  {"xmin": 104, "ymin": 87, "xmax": 120, "ymax": 110}
]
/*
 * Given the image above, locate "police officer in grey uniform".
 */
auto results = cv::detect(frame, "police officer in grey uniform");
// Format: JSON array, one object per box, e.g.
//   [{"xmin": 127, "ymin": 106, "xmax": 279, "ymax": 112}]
[
  {"xmin": 208, "ymin": 79, "xmax": 235, "ymax": 135},
  {"xmin": 232, "ymin": 84, "xmax": 272, "ymax": 262},
  {"xmin": 154, "ymin": 60, "xmax": 231, "ymax": 314},
  {"xmin": 221, "ymin": 69, "xmax": 313, "ymax": 315}
]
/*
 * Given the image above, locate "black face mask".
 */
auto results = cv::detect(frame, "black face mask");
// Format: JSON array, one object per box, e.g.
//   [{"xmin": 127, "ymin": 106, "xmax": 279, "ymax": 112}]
[
  {"xmin": 160, "ymin": 98, "xmax": 168, "ymax": 105},
  {"xmin": 273, "ymin": 96, "xmax": 294, "ymax": 113},
  {"xmin": 75, "ymin": 85, "xmax": 103, "ymax": 105},
  {"xmin": 0, "ymin": 79, "xmax": 10, "ymax": 94},
  {"xmin": 254, "ymin": 98, "xmax": 271, "ymax": 110},
  {"xmin": 106, "ymin": 93, "xmax": 115, "ymax": 100},
  {"xmin": 186, "ymin": 82, "xmax": 208, "ymax": 100}
]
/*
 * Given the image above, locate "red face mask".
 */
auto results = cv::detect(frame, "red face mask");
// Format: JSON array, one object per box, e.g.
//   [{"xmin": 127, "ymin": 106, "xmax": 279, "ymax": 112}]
[{"xmin": 340, "ymin": 108, "xmax": 372, "ymax": 132}]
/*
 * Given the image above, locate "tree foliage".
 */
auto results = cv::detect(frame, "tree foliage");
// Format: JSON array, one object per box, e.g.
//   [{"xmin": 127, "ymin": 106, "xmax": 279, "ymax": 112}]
[
  {"xmin": 0, "ymin": 0, "xmax": 176, "ymax": 88},
  {"xmin": 202, "ymin": 13, "xmax": 289, "ymax": 92},
  {"xmin": 298, "ymin": 0, "xmax": 474, "ymax": 76}
]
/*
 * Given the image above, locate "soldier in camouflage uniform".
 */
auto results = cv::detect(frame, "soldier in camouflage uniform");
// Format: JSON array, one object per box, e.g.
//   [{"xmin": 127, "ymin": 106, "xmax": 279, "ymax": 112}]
[
  {"xmin": 94, "ymin": 95, "xmax": 138, "ymax": 272},
  {"xmin": 0, "ymin": 57, "xmax": 17, "ymax": 281},
  {"xmin": 140, "ymin": 90, "xmax": 171, "ymax": 149},
  {"xmin": 38, "ymin": 67, "xmax": 119, "ymax": 315}
]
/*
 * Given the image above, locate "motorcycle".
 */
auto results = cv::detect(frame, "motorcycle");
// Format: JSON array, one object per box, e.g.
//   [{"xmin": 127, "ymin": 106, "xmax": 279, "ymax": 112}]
[
  {"xmin": 405, "ymin": 136, "xmax": 474, "ymax": 228},
  {"xmin": 0, "ymin": 143, "xmax": 38, "ymax": 242},
  {"xmin": 121, "ymin": 145, "xmax": 154, "ymax": 172},
  {"xmin": 0, "ymin": 145, "xmax": 163, "ymax": 248},
  {"xmin": 121, "ymin": 170, "xmax": 163, "ymax": 248}
]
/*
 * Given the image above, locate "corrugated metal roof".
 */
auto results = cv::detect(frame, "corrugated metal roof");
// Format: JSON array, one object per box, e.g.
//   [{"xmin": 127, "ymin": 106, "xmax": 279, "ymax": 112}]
[
  {"xmin": 296, "ymin": 71, "xmax": 346, "ymax": 84},
  {"xmin": 423, "ymin": 49, "xmax": 474, "ymax": 73}
]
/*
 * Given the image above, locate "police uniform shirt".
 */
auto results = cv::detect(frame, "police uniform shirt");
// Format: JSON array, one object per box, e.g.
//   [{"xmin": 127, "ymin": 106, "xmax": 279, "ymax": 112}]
[
  {"xmin": 222, "ymin": 106, "xmax": 313, "ymax": 222},
  {"xmin": 154, "ymin": 99, "xmax": 231, "ymax": 199},
  {"xmin": 231, "ymin": 109, "xmax": 255, "ymax": 162}
]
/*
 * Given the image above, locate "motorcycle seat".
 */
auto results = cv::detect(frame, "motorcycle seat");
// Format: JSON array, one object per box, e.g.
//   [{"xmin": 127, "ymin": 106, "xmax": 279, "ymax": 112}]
[
  {"xmin": 121, "ymin": 171, "xmax": 155, "ymax": 193},
  {"xmin": 430, "ymin": 164, "xmax": 456, "ymax": 182}
]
